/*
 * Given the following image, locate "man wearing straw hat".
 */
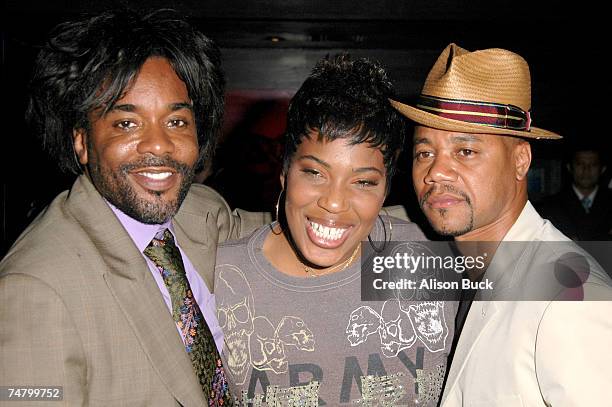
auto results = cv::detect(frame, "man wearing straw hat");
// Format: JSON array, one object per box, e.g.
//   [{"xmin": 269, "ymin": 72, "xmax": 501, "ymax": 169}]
[{"xmin": 392, "ymin": 44, "xmax": 612, "ymax": 406}]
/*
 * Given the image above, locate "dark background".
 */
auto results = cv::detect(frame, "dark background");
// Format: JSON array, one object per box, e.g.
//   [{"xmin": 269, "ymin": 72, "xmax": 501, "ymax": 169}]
[{"xmin": 2, "ymin": 0, "xmax": 609, "ymax": 254}]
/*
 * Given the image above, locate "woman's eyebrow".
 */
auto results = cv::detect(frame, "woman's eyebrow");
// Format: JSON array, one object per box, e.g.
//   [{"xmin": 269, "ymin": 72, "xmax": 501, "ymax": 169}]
[
  {"xmin": 353, "ymin": 167, "xmax": 384, "ymax": 175},
  {"xmin": 297, "ymin": 155, "xmax": 330, "ymax": 168}
]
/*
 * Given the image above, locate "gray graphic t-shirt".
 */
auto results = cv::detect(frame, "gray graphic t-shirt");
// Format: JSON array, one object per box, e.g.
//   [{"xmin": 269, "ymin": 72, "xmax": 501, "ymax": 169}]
[{"xmin": 214, "ymin": 217, "xmax": 457, "ymax": 406}]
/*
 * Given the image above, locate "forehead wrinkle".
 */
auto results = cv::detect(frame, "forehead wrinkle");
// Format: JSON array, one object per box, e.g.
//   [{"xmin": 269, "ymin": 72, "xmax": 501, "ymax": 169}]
[{"xmin": 450, "ymin": 134, "xmax": 483, "ymax": 143}]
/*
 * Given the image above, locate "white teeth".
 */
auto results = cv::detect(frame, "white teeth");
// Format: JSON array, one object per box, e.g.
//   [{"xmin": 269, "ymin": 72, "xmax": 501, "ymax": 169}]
[
  {"xmin": 309, "ymin": 221, "xmax": 348, "ymax": 241},
  {"xmin": 140, "ymin": 172, "xmax": 172, "ymax": 180}
]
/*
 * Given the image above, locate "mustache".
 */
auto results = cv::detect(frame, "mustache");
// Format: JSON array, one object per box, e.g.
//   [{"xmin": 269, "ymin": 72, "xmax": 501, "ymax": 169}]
[
  {"xmin": 119, "ymin": 156, "xmax": 192, "ymax": 175},
  {"xmin": 420, "ymin": 184, "xmax": 471, "ymax": 208}
]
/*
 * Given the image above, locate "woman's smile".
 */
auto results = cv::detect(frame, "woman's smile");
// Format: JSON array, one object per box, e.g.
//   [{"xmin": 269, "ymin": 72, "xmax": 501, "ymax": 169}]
[
  {"xmin": 281, "ymin": 134, "xmax": 386, "ymax": 269},
  {"xmin": 306, "ymin": 216, "xmax": 354, "ymax": 249}
]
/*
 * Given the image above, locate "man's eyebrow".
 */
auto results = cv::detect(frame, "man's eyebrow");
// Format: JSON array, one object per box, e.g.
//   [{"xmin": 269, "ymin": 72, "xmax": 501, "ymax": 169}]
[
  {"xmin": 108, "ymin": 102, "xmax": 193, "ymax": 113},
  {"xmin": 297, "ymin": 155, "xmax": 330, "ymax": 168},
  {"xmin": 413, "ymin": 137, "xmax": 430, "ymax": 145},
  {"xmin": 170, "ymin": 102, "xmax": 193, "ymax": 111},
  {"xmin": 109, "ymin": 104, "xmax": 136, "ymax": 113}
]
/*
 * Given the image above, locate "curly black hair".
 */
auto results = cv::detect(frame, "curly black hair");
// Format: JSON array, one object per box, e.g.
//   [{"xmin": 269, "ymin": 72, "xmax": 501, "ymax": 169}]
[
  {"xmin": 26, "ymin": 9, "xmax": 225, "ymax": 174},
  {"xmin": 283, "ymin": 54, "xmax": 407, "ymax": 188}
]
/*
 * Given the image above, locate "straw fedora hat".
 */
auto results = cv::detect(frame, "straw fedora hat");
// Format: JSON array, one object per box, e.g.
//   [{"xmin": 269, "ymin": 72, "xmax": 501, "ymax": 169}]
[{"xmin": 391, "ymin": 43, "xmax": 561, "ymax": 139}]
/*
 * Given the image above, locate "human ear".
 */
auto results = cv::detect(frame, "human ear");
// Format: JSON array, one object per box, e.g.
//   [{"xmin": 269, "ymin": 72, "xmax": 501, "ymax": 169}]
[
  {"xmin": 280, "ymin": 172, "xmax": 286, "ymax": 190},
  {"xmin": 72, "ymin": 128, "xmax": 88, "ymax": 165},
  {"xmin": 514, "ymin": 140, "xmax": 531, "ymax": 180}
]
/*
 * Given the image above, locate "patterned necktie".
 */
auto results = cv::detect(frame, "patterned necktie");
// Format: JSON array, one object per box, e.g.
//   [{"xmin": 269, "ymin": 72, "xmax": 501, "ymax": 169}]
[
  {"xmin": 581, "ymin": 196, "xmax": 592, "ymax": 213},
  {"xmin": 144, "ymin": 229, "xmax": 232, "ymax": 406}
]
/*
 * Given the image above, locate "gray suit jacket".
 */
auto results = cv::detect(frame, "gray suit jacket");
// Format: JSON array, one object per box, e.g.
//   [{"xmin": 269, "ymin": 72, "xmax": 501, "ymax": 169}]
[{"xmin": 0, "ymin": 175, "xmax": 263, "ymax": 406}]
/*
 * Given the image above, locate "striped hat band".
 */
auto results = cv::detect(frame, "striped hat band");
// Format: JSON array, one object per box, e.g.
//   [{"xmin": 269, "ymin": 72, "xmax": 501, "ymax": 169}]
[{"xmin": 416, "ymin": 94, "xmax": 531, "ymax": 132}]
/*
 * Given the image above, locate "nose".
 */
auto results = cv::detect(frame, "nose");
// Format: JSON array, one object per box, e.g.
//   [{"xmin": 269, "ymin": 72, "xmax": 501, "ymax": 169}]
[
  {"xmin": 423, "ymin": 154, "xmax": 458, "ymax": 185},
  {"xmin": 317, "ymin": 182, "xmax": 350, "ymax": 213},
  {"xmin": 136, "ymin": 124, "xmax": 175, "ymax": 156}
]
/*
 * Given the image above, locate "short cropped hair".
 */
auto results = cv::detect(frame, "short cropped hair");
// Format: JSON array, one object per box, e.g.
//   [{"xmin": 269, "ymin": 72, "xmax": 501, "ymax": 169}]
[
  {"xmin": 283, "ymin": 54, "xmax": 407, "ymax": 187},
  {"xmin": 559, "ymin": 138, "xmax": 605, "ymax": 168},
  {"xmin": 27, "ymin": 9, "xmax": 225, "ymax": 174}
]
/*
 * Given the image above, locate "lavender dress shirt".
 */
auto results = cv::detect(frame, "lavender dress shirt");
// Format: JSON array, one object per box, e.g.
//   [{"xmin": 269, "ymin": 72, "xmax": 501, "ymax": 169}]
[{"xmin": 108, "ymin": 202, "xmax": 223, "ymax": 352}]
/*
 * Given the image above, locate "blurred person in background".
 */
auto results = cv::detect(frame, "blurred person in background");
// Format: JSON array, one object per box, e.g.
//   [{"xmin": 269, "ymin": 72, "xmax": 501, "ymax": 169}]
[{"xmin": 538, "ymin": 142, "xmax": 612, "ymax": 240}]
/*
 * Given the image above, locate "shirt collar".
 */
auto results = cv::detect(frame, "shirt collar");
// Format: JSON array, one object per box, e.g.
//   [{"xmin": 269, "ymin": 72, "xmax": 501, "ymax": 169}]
[
  {"xmin": 106, "ymin": 201, "xmax": 174, "ymax": 252},
  {"xmin": 502, "ymin": 201, "xmax": 543, "ymax": 242},
  {"xmin": 572, "ymin": 184, "xmax": 598, "ymax": 202}
]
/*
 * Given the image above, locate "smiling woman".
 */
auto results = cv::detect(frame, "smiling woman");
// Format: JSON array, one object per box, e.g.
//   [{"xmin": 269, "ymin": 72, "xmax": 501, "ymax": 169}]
[
  {"xmin": 214, "ymin": 55, "xmax": 458, "ymax": 405},
  {"xmin": 275, "ymin": 135, "xmax": 387, "ymax": 274}
]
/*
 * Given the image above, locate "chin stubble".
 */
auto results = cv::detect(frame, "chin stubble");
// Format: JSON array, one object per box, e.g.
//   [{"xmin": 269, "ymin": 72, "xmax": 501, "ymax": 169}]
[
  {"xmin": 89, "ymin": 156, "xmax": 195, "ymax": 224},
  {"xmin": 419, "ymin": 184, "xmax": 474, "ymax": 237}
]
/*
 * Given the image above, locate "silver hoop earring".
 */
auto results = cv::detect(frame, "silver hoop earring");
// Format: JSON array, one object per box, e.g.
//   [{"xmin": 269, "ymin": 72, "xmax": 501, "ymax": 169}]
[
  {"xmin": 271, "ymin": 189, "xmax": 284, "ymax": 235},
  {"xmin": 275, "ymin": 189, "xmax": 285, "ymax": 220},
  {"xmin": 381, "ymin": 207, "xmax": 393, "ymax": 241},
  {"xmin": 368, "ymin": 214, "xmax": 391, "ymax": 253}
]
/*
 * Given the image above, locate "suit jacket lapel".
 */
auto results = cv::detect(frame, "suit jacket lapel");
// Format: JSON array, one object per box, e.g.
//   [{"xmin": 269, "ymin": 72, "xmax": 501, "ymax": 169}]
[
  {"xmin": 66, "ymin": 175, "xmax": 206, "ymax": 407},
  {"xmin": 443, "ymin": 203, "xmax": 540, "ymax": 405},
  {"xmin": 442, "ymin": 301, "xmax": 499, "ymax": 404},
  {"xmin": 173, "ymin": 196, "xmax": 214, "ymax": 291}
]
